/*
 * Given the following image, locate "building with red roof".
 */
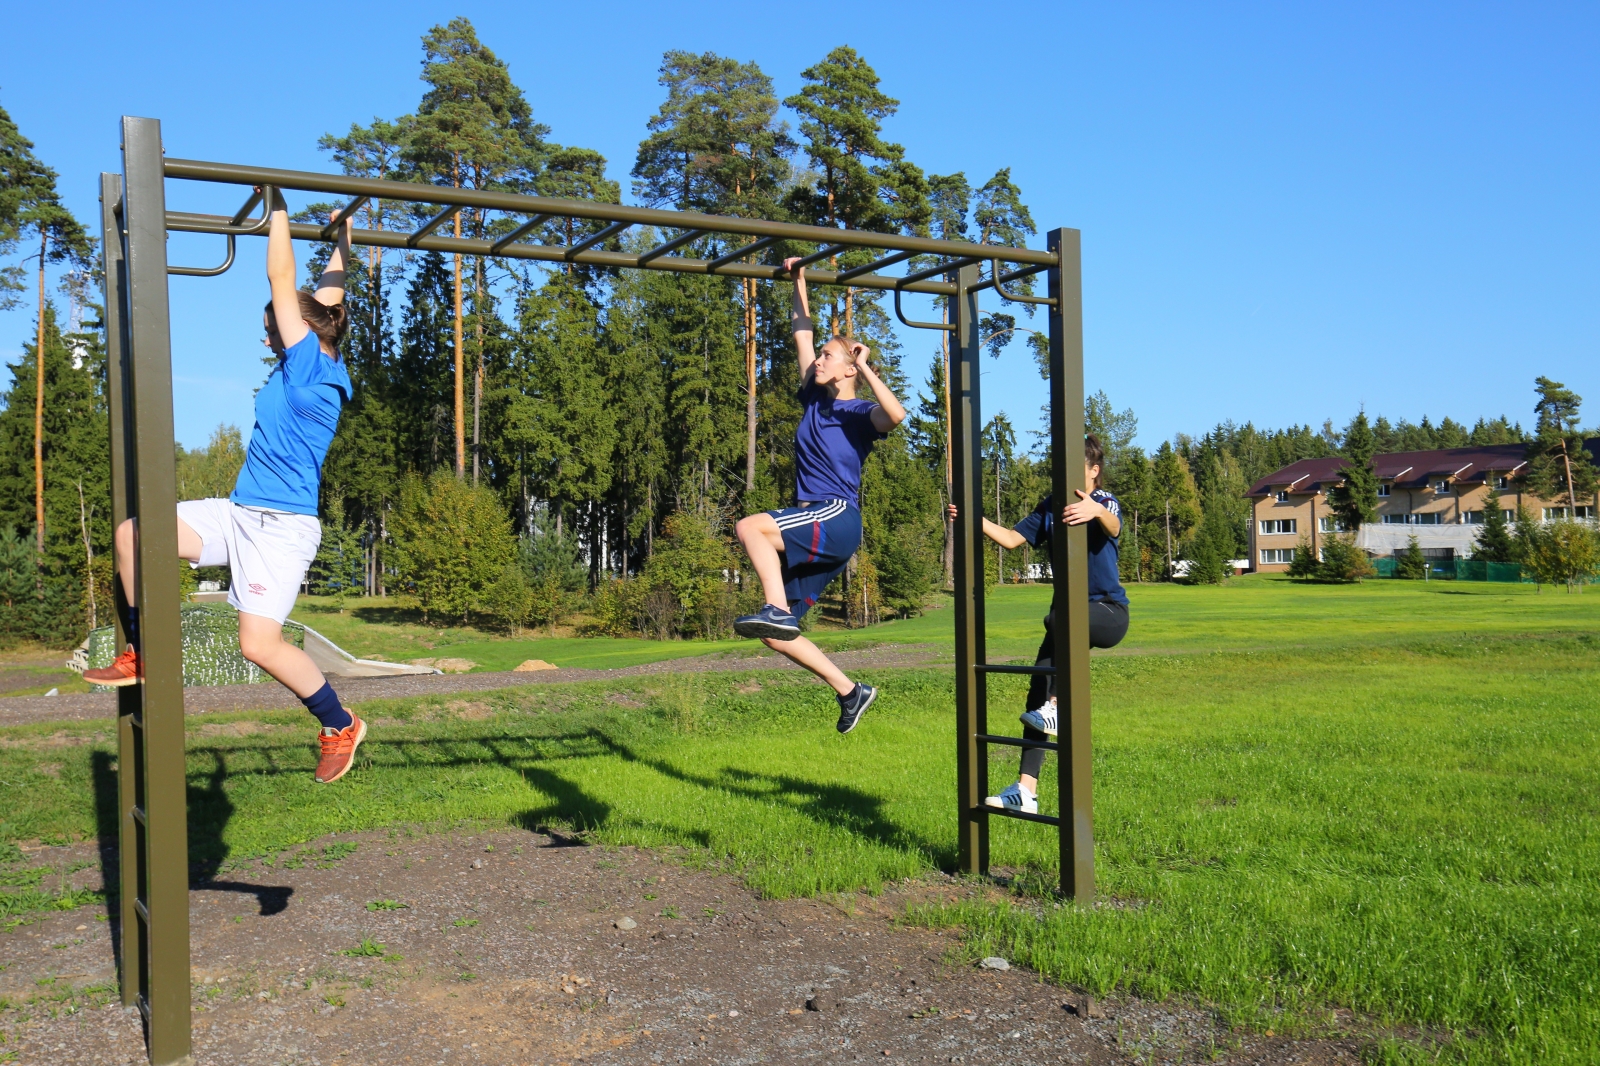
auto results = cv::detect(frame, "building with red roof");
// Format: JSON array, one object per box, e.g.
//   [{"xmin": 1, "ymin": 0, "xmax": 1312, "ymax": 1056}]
[{"xmin": 1246, "ymin": 441, "xmax": 1599, "ymax": 572}]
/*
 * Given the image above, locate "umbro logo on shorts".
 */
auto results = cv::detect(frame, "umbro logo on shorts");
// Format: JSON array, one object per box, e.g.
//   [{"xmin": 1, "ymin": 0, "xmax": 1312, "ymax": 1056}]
[{"xmin": 248, "ymin": 583, "xmax": 267, "ymax": 595}]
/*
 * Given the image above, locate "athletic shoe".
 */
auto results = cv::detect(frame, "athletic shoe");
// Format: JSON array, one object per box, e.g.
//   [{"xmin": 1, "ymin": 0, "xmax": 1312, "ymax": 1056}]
[
  {"xmin": 83, "ymin": 646, "xmax": 142, "ymax": 687},
  {"xmin": 733, "ymin": 603, "xmax": 801, "ymax": 641},
  {"xmin": 314, "ymin": 715, "xmax": 367, "ymax": 784},
  {"xmin": 984, "ymin": 782, "xmax": 1038, "ymax": 814},
  {"xmin": 1019, "ymin": 697, "xmax": 1058, "ymax": 737},
  {"xmin": 835, "ymin": 683, "xmax": 876, "ymax": 734}
]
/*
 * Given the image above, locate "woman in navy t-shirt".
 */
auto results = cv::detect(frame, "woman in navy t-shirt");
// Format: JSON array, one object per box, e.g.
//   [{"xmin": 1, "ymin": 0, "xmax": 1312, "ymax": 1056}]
[{"xmin": 951, "ymin": 434, "xmax": 1129, "ymax": 814}]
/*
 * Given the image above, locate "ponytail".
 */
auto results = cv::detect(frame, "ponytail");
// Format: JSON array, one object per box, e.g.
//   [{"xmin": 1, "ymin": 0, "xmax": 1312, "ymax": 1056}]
[{"xmin": 264, "ymin": 294, "xmax": 350, "ymax": 357}]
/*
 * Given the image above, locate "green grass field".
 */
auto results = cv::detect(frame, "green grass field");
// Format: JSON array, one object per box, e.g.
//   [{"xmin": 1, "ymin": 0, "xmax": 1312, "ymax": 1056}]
[{"xmin": 4, "ymin": 576, "xmax": 1598, "ymax": 1062}]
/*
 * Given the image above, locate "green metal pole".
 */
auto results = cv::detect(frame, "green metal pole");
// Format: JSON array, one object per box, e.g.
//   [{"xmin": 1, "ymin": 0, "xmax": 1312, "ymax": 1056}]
[
  {"xmin": 121, "ymin": 116, "xmax": 192, "ymax": 1065},
  {"xmin": 99, "ymin": 172, "xmax": 146, "ymax": 1011},
  {"xmin": 950, "ymin": 263, "xmax": 988, "ymax": 876},
  {"xmin": 1047, "ymin": 228, "xmax": 1093, "ymax": 902}
]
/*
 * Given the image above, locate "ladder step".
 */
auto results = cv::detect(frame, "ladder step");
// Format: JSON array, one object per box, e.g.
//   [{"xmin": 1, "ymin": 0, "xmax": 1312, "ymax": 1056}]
[
  {"xmin": 976, "ymin": 733, "xmax": 1059, "ymax": 752},
  {"xmin": 974, "ymin": 663, "xmax": 1057, "ymax": 676},
  {"xmin": 971, "ymin": 804, "xmax": 1062, "ymax": 827}
]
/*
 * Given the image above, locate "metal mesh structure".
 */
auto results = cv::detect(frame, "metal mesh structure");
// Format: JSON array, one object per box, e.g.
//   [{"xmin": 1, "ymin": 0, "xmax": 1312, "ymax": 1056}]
[{"xmin": 100, "ymin": 115, "xmax": 1091, "ymax": 1064}]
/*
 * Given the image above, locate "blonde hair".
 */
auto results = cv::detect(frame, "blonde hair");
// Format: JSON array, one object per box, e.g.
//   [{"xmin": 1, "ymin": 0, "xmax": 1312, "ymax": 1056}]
[{"xmin": 822, "ymin": 334, "xmax": 864, "ymax": 365}]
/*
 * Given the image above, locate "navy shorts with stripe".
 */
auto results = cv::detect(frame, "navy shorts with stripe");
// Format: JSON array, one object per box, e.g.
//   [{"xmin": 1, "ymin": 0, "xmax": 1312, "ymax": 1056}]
[{"xmin": 767, "ymin": 499, "xmax": 862, "ymax": 618}]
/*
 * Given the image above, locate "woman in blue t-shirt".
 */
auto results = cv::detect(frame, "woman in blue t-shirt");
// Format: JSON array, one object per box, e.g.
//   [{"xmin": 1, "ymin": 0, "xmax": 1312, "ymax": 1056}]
[
  {"xmin": 951, "ymin": 434, "xmax": 1129, "ymax": 814},
  {"xmin": 87, "ymin": 194, "xmax": 366, "ymax": 785}
]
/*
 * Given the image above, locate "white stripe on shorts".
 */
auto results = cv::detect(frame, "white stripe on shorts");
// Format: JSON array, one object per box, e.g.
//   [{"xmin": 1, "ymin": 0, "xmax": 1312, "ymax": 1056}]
[{"xmin": 773, "ymin": 499, "xmax": 848, "ymax": 529}]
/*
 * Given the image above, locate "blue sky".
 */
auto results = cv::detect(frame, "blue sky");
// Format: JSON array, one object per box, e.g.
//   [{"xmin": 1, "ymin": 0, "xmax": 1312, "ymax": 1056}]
[{"xmin": 2, "ymin": 1, "xmax": 1595, "ymax": 451}]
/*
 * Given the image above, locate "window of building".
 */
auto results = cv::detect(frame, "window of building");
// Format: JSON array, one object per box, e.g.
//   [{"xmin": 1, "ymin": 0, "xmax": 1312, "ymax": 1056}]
[
  {"xmin": 1413, "ymin": 512, "xmax": 1442, "ymax": 525},
  {"xmin": 1503, "ymin": 509, "xmax": 1515, "ymax": 523},
  {"xmin": 1381, "ymin": 514, "xmax": 1406, "ymax": 525},
  {"xmin": 1432, "ymin": 480, "xmax": 1450, "ymax": 494},
  {"xmin": 1495, "ymin": 476, "xmax": 1511, "ymax": 489},
  {"xmin": 1462, "ymin": 510, "xmax": 1483, "ymax": 525},
  {"xmin": 1574, "ymin": 506, "xmax": 1596, "ymax": 521},
  {"xmin": 1544, "ymin": 507, "xmax": 1568, "ymax": 522},
  {"xmin": 1259, "ymin": 519, "xmax": 1297, "ymax": 535},
  {"xmin": 1319, "ymin": 516, "xmax": 1348, "ymax": 533},
  {"xmin": 1377, "ymin": 483, "xmax": 1391, "ymax": 497},
  {"xmin": 1274, "ymin": 491, "xmax": 1289, "ymax": 503},
  {"xmin": 1260, "ymin": 548, "xmax": 1295, "ymax": 564}
]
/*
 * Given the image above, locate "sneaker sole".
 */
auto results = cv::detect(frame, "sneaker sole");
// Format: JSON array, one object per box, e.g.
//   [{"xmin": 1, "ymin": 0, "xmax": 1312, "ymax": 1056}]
[
  {"xmin": 1020, "ymin": 715, "xmax": 1058, "ymax": 737},
  {"xmin": 734, "ymin": 619, "xmax": 801, "ymax": 641},
  {"xmin": 837, "ymin": 687, "xmax": 877, "ymax": 735},
  {"xmin": 315, "ymin": 717, "xmax": 367, "ymax": 784},
  {"xmin": 83, "ymin": 672, "xmax": 140, "ymax": 688}
]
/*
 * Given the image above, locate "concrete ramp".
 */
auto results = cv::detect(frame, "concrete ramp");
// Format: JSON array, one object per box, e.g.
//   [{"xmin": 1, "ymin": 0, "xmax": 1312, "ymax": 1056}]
[{"xmin": 297, "ymin": 623, "xmax": 441, "ymax": 678}]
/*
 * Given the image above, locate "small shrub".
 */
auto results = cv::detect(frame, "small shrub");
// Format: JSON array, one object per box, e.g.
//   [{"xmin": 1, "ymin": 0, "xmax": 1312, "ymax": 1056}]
[
  {"xmin": 389, "ymin": 471, "xmax": 516, "ymax": 625},
  {"xmin": 1396, "ymin": 536, "xmax": 1427, "ymax": 580}
]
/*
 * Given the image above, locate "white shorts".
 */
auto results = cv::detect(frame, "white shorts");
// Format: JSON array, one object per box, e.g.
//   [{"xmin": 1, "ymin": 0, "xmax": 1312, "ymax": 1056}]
[{"xmin": 176, "ymin": 498, "xmax": 321, "ymax": 625}]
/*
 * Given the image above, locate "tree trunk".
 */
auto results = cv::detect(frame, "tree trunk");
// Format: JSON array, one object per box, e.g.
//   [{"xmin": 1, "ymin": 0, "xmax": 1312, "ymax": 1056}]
[
  {"xmin": 473, "ymin": 249, "xmax": 484, "ymax": 486},
  {"xmin": 34, "ymin": 231, "xmax": 47, "ymax": 554},
  {"xmin": 77, "ymin": 479, "xmax": 94, "ymax": 629},
  {"xmin": 1165, "ymin": 499, "xmax": 1173, "ymax": 578},
  {"xmin": 844, "ymin": 286, "xmax": 854, "ymax": 338},
  {"xmin": 1560, "ymin": 437, "xmax": 1576, "ymax": 509},
  {"xmin": 941, "ymin": 306, "xmax": 954, "ymax": 589},
  {"xmin": 745, "ymin": 278, "xmax": 758, "ymax": 493},
  {"xmin": 452, "ymin": 158, "xmax": 465, "ymax": 478}
]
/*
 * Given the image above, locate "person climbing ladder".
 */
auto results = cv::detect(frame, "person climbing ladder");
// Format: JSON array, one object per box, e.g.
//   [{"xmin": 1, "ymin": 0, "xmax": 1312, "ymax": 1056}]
[
  {"xmin": 732, "ymin": 257, "xmax": 907, "ymax": 734},
  {"xmin": 950, "ymin": 433, "xmax": 1129, "ymax": 812},
  {"xmin": 86, "ymin": 193, "xmax": 367, "ymax": 784}
]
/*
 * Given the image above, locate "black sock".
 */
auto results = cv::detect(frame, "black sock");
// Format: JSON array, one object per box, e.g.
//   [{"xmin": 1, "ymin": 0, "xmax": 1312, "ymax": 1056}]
[
  {"xmin": 300, "ymin": 681, "xmax": 353, "ymax": 731},
  {"xmin": 124, "ymin": 607, "xmax": 140, "ymax": 651}
]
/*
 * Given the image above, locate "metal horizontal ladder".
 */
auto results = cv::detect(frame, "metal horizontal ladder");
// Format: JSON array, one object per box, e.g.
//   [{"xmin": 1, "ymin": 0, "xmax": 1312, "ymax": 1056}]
[{"xmin": 104, "ymin": 113, "xmax": 1089, "ymax": 1066}]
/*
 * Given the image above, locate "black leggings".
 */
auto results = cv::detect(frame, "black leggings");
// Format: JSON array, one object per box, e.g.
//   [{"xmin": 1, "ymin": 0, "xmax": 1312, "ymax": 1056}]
[{"xmin": 1018, "ymin": 601, "xmax": 1128, "ymax": 781}]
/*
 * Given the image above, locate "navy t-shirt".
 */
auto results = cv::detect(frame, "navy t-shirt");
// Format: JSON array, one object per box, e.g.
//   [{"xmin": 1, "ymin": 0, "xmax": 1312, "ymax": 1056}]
[
  {"xmin": 232, "ymin": 331, "xmax": 352, "ymax": 516},
  {"xmin": 793, "ymin": 382, "xmax": 885, "ymax": 507},
  {"xmin": 1012, "ymin": 491, "xmax": 1129, "ymax": 606}
]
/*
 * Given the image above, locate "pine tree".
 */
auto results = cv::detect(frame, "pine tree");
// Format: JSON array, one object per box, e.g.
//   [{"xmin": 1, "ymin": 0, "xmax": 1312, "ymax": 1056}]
[
  {"xmin": 632, "ymin": 51, "xmax": 792, "ymax": 498},
  {"xmin": 973, "ymin": 168, "xmax": 1039, "ymax": 354},
  {"xmin": 1525, "ymin": 376, "xmax": 1597, "ymax": 511},
  {"xmin": 1327, "ymin": 411, "xmax": 1379, "ymax": 532},
  {"xmin": 785, "ymin": 47, "xmax": 928, "ymax": 336},
  {"xmin": 1149, "ymin": 442, "xmax": 1200, "ymax": 578},
  {"xmin": 404, "ymin": 18, "xmax": 547, "ymax": 478},
  {"xmin": 0, "ymin": 105, "xmax": 93, "ymax": 552},
  {"xmin": 1396, "ymin": 535, "xmax": 1427, "ymax": 580},
  {"xmin": 1472, "ymin": 486, "xmax": 1516, "ymax": 562}
]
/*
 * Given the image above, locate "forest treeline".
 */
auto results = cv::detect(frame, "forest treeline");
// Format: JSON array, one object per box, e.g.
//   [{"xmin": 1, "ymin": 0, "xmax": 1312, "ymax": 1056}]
[{"xmin": 0, "ymin": 22, "xmax": 1573, "ymax": 645}]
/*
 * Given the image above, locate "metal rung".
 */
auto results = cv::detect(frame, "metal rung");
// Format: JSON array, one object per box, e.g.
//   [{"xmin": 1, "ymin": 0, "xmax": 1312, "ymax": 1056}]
[
  {"xmin": 976, "ymin": 733, "xmax": 1059, "ymax": 752},
  {"xmin": 133, "ymin": 898, "xmax": 151, "ymax": 924},
  {"xmin": 975, "ymin": 663, "xmax": 1056, "ymax": 676},
  {"xmin": 972, "ymin": 804, "xmax": 1061, "ymax": 827},
  {"xmin": 130, "ymin": 805, "xmax": 147, "ymax": 826}
]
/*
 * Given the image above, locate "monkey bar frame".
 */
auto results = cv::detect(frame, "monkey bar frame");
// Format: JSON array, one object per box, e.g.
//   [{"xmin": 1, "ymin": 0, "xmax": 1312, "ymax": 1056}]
[{"xmin": 100, "ymin": 116, "xmax": 1090, "ymax": 1065}]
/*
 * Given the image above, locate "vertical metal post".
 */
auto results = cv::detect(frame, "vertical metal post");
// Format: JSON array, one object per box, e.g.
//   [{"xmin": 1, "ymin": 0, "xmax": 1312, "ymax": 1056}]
[
  {"xmin": 119, "ymin": 116, "xmax": 191, "ymax": 1065},
  {"xmin": 950, "ymin": 263, "xmax": 988, "ymax": 875},
  {"xmin": 99, "ymin": 172, "xmax": 146, "ymax": 1011},
  {"xmin": 1047, "ymin": 229, "xmax": 1093, "ymax": 902}
]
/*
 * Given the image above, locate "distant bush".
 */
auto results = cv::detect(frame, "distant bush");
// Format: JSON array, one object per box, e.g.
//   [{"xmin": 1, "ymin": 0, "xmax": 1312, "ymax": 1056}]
[
  {"xmin": 1396, "ymin": 535, "xmax": 1427, "ymax": 580},
  {"xmin": 1285, "ymin": 532, "xmax": 1374, "ymax": 584},
  {"xmin": 389, "ymin": 471, "xmax": 516, "ymax": 626},
  {"xmin": 517, "ymin": 510, "xmax": 588, "ymax": 633},
  {"xmin": 1519, "ymin": 519, "xmax": 1600, "ymax": 592},
  {"xmin": 591, "ymin": 507, "xmax": 758, "ymax": 640}
]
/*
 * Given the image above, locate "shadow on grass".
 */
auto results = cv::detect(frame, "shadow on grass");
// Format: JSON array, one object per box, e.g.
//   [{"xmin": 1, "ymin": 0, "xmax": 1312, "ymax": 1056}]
[{"xmin": 167, "ymin": 719, "xmax": 944, "ymax": 883}]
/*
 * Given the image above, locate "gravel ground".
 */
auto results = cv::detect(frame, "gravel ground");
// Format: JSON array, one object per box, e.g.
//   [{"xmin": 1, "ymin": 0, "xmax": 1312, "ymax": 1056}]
[
  {"xmin": 3, "ymin": 830, "xmax": 1370, "ymax": 1066},
  {"xmin": 0, "ymin": 644, "xmax": 950, "ymax": 727}
]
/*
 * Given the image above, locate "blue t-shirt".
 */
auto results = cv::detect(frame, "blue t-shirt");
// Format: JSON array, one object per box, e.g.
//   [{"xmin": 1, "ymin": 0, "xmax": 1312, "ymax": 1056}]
[
  {"xmin": 1012, "ymin": 491, "xmax": 1129, "ymax": 606},
  {"xmin": 231, "ymin": 331, "xmax": 351, "ymax": 516},
  {"xmin": 793, "ymin": 382, "xmax": 885, "ymax": 507}
]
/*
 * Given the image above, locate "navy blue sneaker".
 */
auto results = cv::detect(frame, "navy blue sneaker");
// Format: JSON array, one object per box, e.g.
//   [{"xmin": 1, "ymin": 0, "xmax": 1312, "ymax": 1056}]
[
  {"xmin": 835, "ymin": 683, "xmax": 877, "ymax": 734},
  {"xmin": 734, "ymin": 603, "xmax": 801, "ymax": 641}
]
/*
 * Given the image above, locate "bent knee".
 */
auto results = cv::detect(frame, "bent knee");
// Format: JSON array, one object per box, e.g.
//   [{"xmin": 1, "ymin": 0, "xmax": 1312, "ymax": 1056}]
[{"xmin": 237, "ymin": 632, "xmax": 282, "ymax": 665}]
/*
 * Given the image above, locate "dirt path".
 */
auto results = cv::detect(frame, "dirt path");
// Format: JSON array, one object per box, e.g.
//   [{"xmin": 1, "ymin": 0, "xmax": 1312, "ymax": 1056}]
[
  {"xmin": 6, "ymin": 829, "xmax": 1367, "ymax": 1066},
  {"xmin": 0, "ymin": 644, "xmax": 951, "ymax": 728}
]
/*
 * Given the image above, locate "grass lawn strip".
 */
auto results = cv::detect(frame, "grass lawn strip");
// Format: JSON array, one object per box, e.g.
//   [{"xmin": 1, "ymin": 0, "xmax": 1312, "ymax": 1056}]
[{"xmin": 0, "ymin": 578, "xmax": 1596, "ymax": 1062}]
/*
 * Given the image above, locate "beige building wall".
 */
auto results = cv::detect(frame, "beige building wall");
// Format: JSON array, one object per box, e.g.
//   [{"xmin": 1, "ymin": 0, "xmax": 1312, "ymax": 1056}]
[{"xmin": 1249, "ymin": 478, "xmax": 1598, "ymax": 573}]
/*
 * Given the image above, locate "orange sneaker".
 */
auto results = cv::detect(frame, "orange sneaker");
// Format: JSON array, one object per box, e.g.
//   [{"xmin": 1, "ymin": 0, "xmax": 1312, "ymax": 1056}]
[
  {"xmin": 314, "ymin": 715, "xmax": 367, "ymax": 784},
  {"xmin": 83, "ymin": 646, "xmax": 142, "ymax": 687}
]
